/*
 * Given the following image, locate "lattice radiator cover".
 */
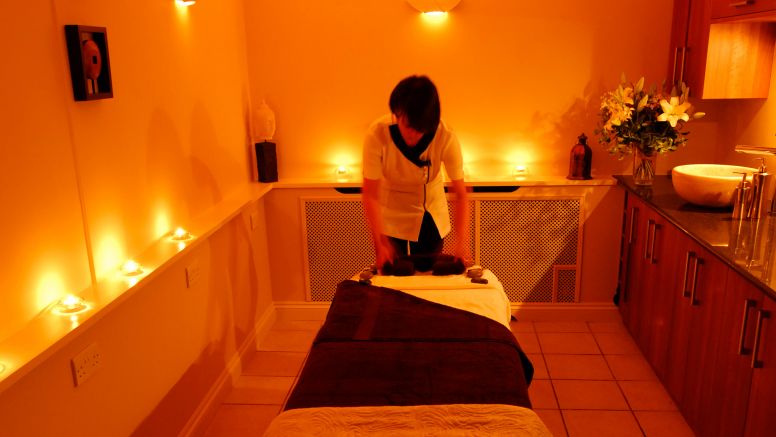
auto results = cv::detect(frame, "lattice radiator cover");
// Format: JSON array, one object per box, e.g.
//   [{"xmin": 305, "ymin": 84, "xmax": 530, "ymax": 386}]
[{"xmin": 302, "ymin": 197, "xmax": 582, "ymax": 302}]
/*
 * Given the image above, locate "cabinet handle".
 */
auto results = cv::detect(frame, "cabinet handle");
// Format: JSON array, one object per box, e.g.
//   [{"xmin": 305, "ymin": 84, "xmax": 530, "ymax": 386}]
[
  {"xmin": 751, "ymin": 309, "xmax": 769, "ymax": 369},
  {"xmin": 681, "ymin": 251, "xmax": 694, "ymax": 298},
  {"xmin": 678, "ymin": 47, "xmax": 687, "ymax": 85},
  {"xmin": 649, "ymin": 224, "xmax": 661, "ymax": 264},
  {"xmin": 730, "ymin": 1, "xmax": 753, "ymax": 7},
  {"xmin": 644, "ymin": 219, "xmax": 654, "ymax": 260},
  {"xmin": 689, "ymin": 256, "xmax": 702, "ymax": 306},
  {"xmin": 738, "ymin": 299, "xmax": 756, "ymax": 355},
  {"xmin": 628, "ymin": 207, "xmax": 638, "ymax": 244},
  {"xmin": 672, "ymin": 46, "xmax": 679, "ymax": 85}
]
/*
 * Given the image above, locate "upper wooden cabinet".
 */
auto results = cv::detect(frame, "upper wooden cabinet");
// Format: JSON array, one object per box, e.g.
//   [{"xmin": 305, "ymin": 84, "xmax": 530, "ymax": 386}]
[
  {"xmin": 667, "ymin": 0, "xmax": 711, "ymax": 96},
  {"xmin": 712, "ymin": 0, "xmax": 776, "ymax": 19},
  {"xmin": 668, "ymin": 0, "xmax": 776, "ymax": 99}
]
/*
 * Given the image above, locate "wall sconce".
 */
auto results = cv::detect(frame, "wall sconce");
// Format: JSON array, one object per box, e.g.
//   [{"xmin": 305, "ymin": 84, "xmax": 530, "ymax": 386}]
[
  {"xmin": 121, "ymin": 260, "xmax": 144, "ymax": 276},
  {"xmin": 175, "ymin": 0, "xmax": 196, "ymax": 6},
  {"xmin": 334, "ymin": 165, "xmax": 352, "ymax": 182},
  {"xmin": 52, "ymin": 294, "xmax": 91, "ymax": 316},
  {"xmin": 407, "ymin": 0, "xmax": 461, "ymax": 14}
]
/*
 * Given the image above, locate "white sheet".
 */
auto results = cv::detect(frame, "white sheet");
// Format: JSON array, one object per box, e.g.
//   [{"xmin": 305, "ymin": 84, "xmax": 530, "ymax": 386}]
[
  {"xmin": 359, "ymin": 269, "xmax": 512, "ymax": 330},
  {"xmin": 263, "ymin": 404, "xmax": 552, "ymax": 436}
]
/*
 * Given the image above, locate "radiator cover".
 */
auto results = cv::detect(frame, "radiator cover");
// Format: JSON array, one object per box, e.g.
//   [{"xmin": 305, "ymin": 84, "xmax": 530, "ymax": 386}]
[{"xmin": 302, "ymin": 197, "xmax": 582, "ymax": 302}]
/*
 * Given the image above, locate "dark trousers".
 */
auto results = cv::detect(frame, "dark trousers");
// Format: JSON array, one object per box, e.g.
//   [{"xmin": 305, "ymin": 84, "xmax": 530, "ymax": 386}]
[{"xmin": 387, "ymin": 211, "xmax": 443, "ymax": 257}]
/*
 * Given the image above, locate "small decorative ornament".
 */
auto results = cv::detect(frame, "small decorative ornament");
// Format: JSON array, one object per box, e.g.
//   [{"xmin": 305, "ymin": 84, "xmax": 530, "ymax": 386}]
[
  {"xmin": 567, "ymin": 133, "xmax": 592, "ymax": 180},
  {"xmin": 252, "ymin": 100, "xmax": 276, "ymax": 142}
]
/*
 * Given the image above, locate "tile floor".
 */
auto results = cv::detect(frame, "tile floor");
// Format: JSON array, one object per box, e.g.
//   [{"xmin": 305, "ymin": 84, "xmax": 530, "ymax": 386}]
[{"xmin": 204, "ymin": 318, "xmax": 696, "ymax": 436}]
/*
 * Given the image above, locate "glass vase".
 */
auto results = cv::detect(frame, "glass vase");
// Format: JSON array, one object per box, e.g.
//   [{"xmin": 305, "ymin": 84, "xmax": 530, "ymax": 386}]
[{"xmin": 632, "ymin": 149, "xmax": 656, "ymax": 186}]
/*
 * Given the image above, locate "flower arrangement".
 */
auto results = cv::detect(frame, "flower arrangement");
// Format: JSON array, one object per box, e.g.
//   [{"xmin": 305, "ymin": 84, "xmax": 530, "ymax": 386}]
[{"xmin": 596, "ymin": 75, "xmax": 705, "ymax": 158}]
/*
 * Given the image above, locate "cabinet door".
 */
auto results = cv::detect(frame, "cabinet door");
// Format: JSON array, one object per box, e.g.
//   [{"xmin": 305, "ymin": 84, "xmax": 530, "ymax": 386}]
[
  {"xmin": 667, "ymin": 0, "xmax": 711, "ymax": 97},
  {"xmin": 744, "ymin": 295, "xmax": 776, "ymax": 435},
  {"xmin": 712, "ymin": 0, "xmax": 776, "ymax": 19},
  {"xmin": 664, "ymin": 240, "xmax": 728, "ymax": 414},
  {"xmin": 640, "ymin": 216, "xmax": 682, "ymax": 381},
  {"xmin": 619, "ymin": 194, "xmax": 646, "ymax": 335},
  {"xmin": 701, "ymin": 272, "xmax": 762, "ymax": 437}
]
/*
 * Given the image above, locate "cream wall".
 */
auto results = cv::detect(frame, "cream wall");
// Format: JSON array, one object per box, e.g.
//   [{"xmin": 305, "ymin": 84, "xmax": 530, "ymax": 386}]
[
  {"xmin": 244, "ymin": 0, "xmax": 692, "ymax": 181},
  {"xmin": 0, "ymin": 1, "xmax": 254, "ymax": 345},
  {"xmin": 0, "ymin": 0, "xmax": 273, "ymax": 434}
]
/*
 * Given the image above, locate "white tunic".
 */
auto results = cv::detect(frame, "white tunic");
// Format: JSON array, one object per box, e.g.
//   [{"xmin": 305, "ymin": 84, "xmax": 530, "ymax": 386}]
[{"xmin": 362, "ymin": 114, "xmax": 464, "ymax": 242}]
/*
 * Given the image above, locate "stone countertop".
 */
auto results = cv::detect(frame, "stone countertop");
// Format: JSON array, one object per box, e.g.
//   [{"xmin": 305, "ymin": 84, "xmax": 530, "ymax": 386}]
[{"xmin": 615, "ymin": 175, "xmax": 776, "ymax": 300}]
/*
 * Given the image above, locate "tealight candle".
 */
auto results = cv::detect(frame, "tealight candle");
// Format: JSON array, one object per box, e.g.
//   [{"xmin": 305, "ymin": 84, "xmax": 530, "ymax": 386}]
[
  {"xmin": 122, "ymin": 260, "xmax": 144, "ymax": 276},
  {"xmin": 53, "ymin": 294, "xmax": 89, "ymax": 315},
  {"xmin": 170, "ymin": 227, "xmax": 192, "ymax": 241}
]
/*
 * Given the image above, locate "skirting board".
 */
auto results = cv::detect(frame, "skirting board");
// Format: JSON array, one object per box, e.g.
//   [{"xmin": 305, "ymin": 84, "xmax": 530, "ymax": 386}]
[
  {"xmin": 274, "ymin": 301, "xmax": 620, "ymax": 323},
  {"xmin": 179, "ymin": 303, "xmax": 278, "ymax": 437}
]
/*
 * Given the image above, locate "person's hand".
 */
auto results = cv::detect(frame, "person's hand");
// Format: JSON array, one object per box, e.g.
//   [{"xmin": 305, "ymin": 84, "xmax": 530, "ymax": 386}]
[
  {"xmin": 454, "ymin": 241, "xmax": 472, "ymax": 266},
  {"xmin": 375, "ymin": 236, "xmax": 397, "ymax": 269}
]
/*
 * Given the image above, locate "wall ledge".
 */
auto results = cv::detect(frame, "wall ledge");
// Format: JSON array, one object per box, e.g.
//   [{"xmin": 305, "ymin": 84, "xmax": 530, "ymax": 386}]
[{"xmin": 0, "ymin": 182, "xmax": 273, "ymax": 395}]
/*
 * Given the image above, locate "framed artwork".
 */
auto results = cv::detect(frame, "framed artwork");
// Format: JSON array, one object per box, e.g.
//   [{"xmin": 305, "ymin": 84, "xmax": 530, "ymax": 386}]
[{"xmin": 64, "ymin": 25, "xmax": 113, "ymax": 101}]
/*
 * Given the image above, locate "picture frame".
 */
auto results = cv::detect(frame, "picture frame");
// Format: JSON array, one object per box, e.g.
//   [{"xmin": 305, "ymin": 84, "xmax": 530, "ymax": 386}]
[{"xmin": 64, "ymin": 25, "xmax": 113, "ymax": 101}]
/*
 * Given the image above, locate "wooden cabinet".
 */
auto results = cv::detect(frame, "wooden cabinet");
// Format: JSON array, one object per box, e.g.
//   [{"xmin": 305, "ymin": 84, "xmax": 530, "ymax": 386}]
[
  {"xmin": 705, "ymin": 273, "xmax": 764, "ymax": 437},
  {"xmin": 618, "ymin": 191, "xmax": 776, "ymax": 435},
  {"xmin": 619, "ymin": 193, "xmax": 684, "ymax": 381},
  {"xmin": 744, "ymin": 294, "xmax": 776, "ymax": 435},
  {"xmin": 712, "ymin": 0, "xmax": 776, "ymax": 19},
  {"xmin": 668, "ymin": 0, "xmax": 776, "ymax": 99},
  {"xmin": 667, "ymin": 0, "xmax": 711, "ymax": 96}
]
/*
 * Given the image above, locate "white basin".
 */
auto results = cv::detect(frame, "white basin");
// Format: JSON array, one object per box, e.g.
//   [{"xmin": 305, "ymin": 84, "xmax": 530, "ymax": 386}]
[{"xmin": 672, "ymin": 164, "xmax": 757, "ymax": 207}]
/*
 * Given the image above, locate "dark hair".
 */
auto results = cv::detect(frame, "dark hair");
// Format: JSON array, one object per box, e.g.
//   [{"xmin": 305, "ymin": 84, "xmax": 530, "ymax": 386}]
[{"xmin": 389, "ymin": 75, "xmax": 441, "ymax": 134}]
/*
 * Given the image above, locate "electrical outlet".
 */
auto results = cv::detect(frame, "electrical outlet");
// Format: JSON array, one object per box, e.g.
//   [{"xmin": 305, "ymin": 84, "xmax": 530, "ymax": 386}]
[
  {"xmin": 71, "ymin": 343, "xmax": 101, "ymax": 387},
  {"xmin": 185, "ymin": 261, "xmax": 201, "ymax": 288}
]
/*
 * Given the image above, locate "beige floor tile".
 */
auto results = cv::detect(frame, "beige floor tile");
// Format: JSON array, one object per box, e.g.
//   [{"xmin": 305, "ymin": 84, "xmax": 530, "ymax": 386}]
[
  {"xmin": 258, "ymin": 330, "xmax": 317, "ymax": 352},
  {"xmin": 545, "ymin": 354, "xmax": 613, "ymax": 380},
  {"xmin": 553, "ymin": 380, "xmax": 629, "ymax": 410},
  {"xmin": 511, "ymin": 320, "xmax": 535, "ymax": 333},
  {"xmin": 538, "ymin": 333, "xmax": 601, "ymax": 354},
  {"xmin": 562, "ymin": 410, "xmax": 643, "ymax": 437},
  {"xmin": 605, "ymin": 354, "xmax": 657, "ymax": 381},
  {"xmin": 619, "ymin": 381, "xmax": 678, "ymax": 411},
  {"xmin": 593, "ymin": 332, "xmax": 641, "ymax": 354},
  {"xmin": 535, "ymin": 409, "xmax": 568, "ymax": 437},
  {"xmin": 242, "ymin": 351, "xmax": 307, "ymax": 377},
  {"xmin": 224, "ymin": 376, "xmax": 296, "ymax": 405},
  {"xmin": 534, "ymin": 321, "xmax": 590, "ymax": 333},
  {"xmin": 528, "ymin": 353, "xmax": 549, "ymax": 379},
  {"xmin": 635, "ymin": 411, "xmax": 694, "ymax": 436},
  {"xmin": 204, "ymin": 404, "xmax": 281, "ymax": 436},
  {"xmin": 529, "ymin": 379, "xmax": 559, "ymax": 409},
  {"xmin": 515, "ymin": 331, "xmax": 542, "ymax": 353},
  {"xmin": 588, "ymin": 321, "xmax": 628, "ymax": 334},
  {"xmin": 270, "ymin": 320, "xmax": 322, "ymax": 331}
]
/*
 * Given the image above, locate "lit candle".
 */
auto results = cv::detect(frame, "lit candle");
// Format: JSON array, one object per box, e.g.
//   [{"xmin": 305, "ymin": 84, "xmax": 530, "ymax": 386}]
[
  {"xmin": 335, "ymin": 165, "xmax": 351, "ymax": 181},
  {"xmin": 170, "ymin": 227, "xmax": 192, "ymax": 241},
  {"xmin": 53, "ymin": 294, "xmax": 89, "ymax": 315},
  {"xmin": 122, "ymin": 260, "xmax": 144, "ymax": 276}
]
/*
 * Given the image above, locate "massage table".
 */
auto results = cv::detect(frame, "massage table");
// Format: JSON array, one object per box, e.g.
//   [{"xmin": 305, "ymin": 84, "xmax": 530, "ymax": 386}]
[{"xmin": 263, "ymin": 269, "xmax": 550, "ymax": 436}]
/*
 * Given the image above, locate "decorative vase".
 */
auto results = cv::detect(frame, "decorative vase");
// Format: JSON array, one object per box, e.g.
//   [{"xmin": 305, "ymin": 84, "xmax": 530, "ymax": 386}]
[{"xmin": 632, "ymin": 148, "xmax": 656, "ymax": 186}]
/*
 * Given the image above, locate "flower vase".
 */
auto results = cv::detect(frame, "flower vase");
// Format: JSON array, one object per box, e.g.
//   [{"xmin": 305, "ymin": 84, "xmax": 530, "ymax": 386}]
[{"xmin": 632, "ymin": 149, "xmax": 656, "ymax": 186}]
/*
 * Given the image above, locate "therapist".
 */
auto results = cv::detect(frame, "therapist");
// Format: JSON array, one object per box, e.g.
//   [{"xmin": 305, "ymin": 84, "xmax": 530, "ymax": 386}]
[{"xmin": 362, "ymin": 75, "xmax": 469, "ymax": 270}]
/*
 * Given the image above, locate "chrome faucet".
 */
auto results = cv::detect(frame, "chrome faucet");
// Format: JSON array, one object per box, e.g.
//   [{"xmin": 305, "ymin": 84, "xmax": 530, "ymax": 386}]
[{"xmin": 734, "ymin": 145, "xmax": 776, "ymax": 219}]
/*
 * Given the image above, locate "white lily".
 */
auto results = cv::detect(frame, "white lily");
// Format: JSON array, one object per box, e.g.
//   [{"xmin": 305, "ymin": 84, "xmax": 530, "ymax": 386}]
[{"xmin": 658, "ymin": 97, "xmax": 691, "ymax": 127}]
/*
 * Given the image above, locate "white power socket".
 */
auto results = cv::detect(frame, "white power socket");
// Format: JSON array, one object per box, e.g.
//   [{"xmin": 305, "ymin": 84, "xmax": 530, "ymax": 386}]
[{"xmin": 71, "ymin": 343, "xmax": 101, "ymax": 387}]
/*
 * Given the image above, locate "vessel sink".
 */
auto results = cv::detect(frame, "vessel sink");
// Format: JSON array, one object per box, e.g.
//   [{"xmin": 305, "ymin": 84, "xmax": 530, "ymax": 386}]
[{"xmin": 672, "ymin": 164, "xmax": 757, "ymax": 207}]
